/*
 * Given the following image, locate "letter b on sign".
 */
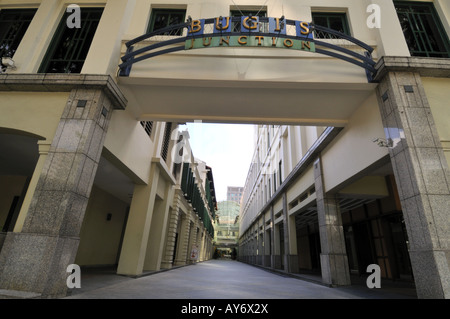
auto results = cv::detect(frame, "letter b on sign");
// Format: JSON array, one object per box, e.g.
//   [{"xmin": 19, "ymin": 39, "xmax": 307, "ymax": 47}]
[{"xmin": 366, "ymin": 264, "xmax": 381, "ymax": 288}]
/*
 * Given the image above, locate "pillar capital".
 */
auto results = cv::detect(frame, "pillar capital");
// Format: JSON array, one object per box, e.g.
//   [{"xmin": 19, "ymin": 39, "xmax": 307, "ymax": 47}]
[
  {"xmin": 374, "ymin": 56, "xmax": 450, "ymax": 82},
  {"xmin": 0, "ymin": 73, "xmax": 127, "ymax": 110},
  {"xmin": 37, "ymin": 140, "xmax": 52, "ymax": 155}
]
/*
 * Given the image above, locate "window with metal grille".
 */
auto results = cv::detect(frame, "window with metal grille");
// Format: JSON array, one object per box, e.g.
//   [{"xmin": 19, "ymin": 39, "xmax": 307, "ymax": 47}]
[
  {"xmin": 147, "ymin": 9, "xmax": 186, "ymax": 35},
  {"xmin": 39, "ymin": 7, "xmax": 103, "ymax": 73},
  {"xmin": 0, "ymin": 9, "xmax": 37, "ymax": 58},
  {"xmin": 273, "ymin": 172, "xmax": 277, "ymax": 193},
  {"xmin": 312, "ymin": 12, "xmax": 350, "ymax": 38},
  {"xmin": 394, "ymin": 1, "xmax": 450, "ymax": 58},
  {"xmin": 278, "ymin": 160, "xmax": 283, "ymax": 185},
  {"xmin": 230, "ymin": 9, "xmax": 267, "ymax": 32},
  {"xmin": 161, "ymin": 122, "xmax": 172, "ymax": 162},
  {"xmin": 140, "ymin": 121, "xmax": 153, "ymax": 137}
]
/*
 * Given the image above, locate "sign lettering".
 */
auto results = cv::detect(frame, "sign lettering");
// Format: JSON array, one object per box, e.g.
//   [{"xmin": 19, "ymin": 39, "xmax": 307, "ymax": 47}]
[
  {"xmin": 215, "ymin": 17, "xmax": 231, "ymax": 33},
  {"xmin": 186, "ymin": 35, "xmax": 315, "ymax": 52},
  {"xmin": 242, "ymin": 16, "xmax": 259, "ymax": 31},
  {"xmin": 269, "ymin": 17, "xmax": 286, "ymax": 34},
  {"xmin": 187, "ymin": 16, "xmax": 313, "ymax": 39}
]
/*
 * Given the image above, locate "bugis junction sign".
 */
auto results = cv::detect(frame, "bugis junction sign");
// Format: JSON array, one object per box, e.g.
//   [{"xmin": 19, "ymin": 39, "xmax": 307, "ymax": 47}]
[
  {"xmin": 119, "ymin": 16, "xmax": 377, "ymax": 81},
  {"xmin": 184, "ymin": 16, "xmax": 314, "ymax": 51}
]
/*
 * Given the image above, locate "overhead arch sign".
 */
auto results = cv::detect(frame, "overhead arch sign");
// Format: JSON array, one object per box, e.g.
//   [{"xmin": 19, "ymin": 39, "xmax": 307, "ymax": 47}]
[{"xmin": 119, "ymin": 16, "xmax": 376, "ymax": 81}]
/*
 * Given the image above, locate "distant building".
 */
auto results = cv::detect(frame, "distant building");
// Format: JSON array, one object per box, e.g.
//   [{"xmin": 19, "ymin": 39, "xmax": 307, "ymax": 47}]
[
  {"xmin": 227, "ymin": 186, "xmax": 244, "ymax": 204},
  {"xmin": 214, "ymin": 201, "xmax": 240, "ymax": 258}
]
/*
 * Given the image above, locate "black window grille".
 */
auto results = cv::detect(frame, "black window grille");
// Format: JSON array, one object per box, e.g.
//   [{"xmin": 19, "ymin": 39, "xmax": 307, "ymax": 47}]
[
  {"xmin": 312, "ymin": 12, "xmax": 350, "ymax": 38},
  {"xmin": 148, "ymin": 9, "xmax": 186, "ymax": 35},
  {"xmin": 140, "ymin": 121, "xmax": 153, "ymax": 137},
  {"xmin": 161, "ymin": 122, "xmax": 172, "ymax": 162},
  {"xmin": 278, "ymin": 160, "xmax": 283, "ymax": 185},
  {"xmin": 39, "ymin": 7, "xmax": 104, "ymax": 73},
  {"xmin": 0, "ymin": 9, "xmax": 37, "ymax": 58},
  {"xmin": 394, "ymin": 1, "xmax": 450, "ymax": 58},
  {"xmin": 273, "ymin": 172, "xmax": 277, "ymax": 193}
]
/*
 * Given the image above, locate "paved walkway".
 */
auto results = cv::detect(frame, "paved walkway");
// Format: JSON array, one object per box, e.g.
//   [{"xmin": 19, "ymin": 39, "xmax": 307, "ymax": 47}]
[{"xmin": 65, "ymin": 259, "xmax": 417, "ymax": 299}]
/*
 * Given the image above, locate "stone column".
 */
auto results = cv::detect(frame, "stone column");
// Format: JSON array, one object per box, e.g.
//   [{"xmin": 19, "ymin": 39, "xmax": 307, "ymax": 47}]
[
  {"xmin": 203, "ymin": 236, "xmax": 208, "ymax": 261},
  {"xmin": 117, "ymin": 165, "xmax": 160, "ymax": 276},
  {"xmin": 161, "ymin": 191, "xmax": 182, "ymax": 269},
  {"xmin": 270, "ymin": 205, "xmax": 276, "ymax": 269},
  {"xmin": 247, "ymin": 233, "xmax": 250, "ymax": 262},
  {"xmin": 143, "ymin": 176, "xmax": 174, "ymax": 271},
  {"xmin": 287, "ymin": 214, "xmax": 299, "ymax": 274},
  {"xmin": 282, "ymin": 192, "xmax": 299, "ymax": 273},
  {"xmin": 203, "ymin": 230, "xmax": 210, "ymax": 260},
  {"xmin": 174, "ymin": 212, "xmax": 190, "ymax": 266},
  {"xmin": 200, "ymin": 232, "xmax": 206, "ymax": 261},
  {"xmin": 202, "ymin": 231, "xmax": 208, "ymax": 261},
  {"xmin": 262, "ymin": 213, "xmax": 267, "ymax": 267},
  {"xmin": 273, "ymin": 223, "xmax": 282, "ymax": 269},
  {"xmin": 196, "ymin": 228, "xmax": 203, "ymax": 261},
  {"xmin": 257, "ymin": 220, "xmax": 262, "ymax": 265},
  {"xmin": 241, "ymin": 238, "xmax": 246, "ymax": 262},
  {"xmin": 264, "ymin": 226, "xmax": 271, "ymax": 267},
  {"xmin": 186, "ymin": 218, "xmax": 197, "ymax": 264},
  {"xmin": 314, "ymin": 157, "xmax": 351, "ymax": 287},
  {"xmin": 248, "ymin": 231, "xmax": 252, "ymax": 263},
  {"xmin": 202, "ymin": 235, "xmax": 208, "ymax": 261},
  {"xmin": 252, "ymin": 229, "xmax": 257, "ymax": 264},
  {"xmin": 0, "ymin": 75, "xmax": 126, "ymax": 298},
  {"xmin": 193, "ymin": 220, "xmax": 201, "ymax": 262},
  {"xmin": 374, "ymin": 59, "xmax": 450, "ymax": 299},
  {"xmin": 209, "ymin": 236, "xmax": 213, "ymax": 260}
]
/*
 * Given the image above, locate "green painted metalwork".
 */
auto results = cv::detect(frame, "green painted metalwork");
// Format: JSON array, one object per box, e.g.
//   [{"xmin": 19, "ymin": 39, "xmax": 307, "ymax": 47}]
[{"xmin": 180, "ymin": 162, "xmax": 214, "ymax": 236}]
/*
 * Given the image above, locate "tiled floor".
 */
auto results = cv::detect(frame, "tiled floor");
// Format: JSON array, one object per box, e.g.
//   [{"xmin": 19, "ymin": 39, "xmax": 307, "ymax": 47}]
[{"xmin": 65, "ymin": 259, "xmax": 417, "ymax": 299}]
